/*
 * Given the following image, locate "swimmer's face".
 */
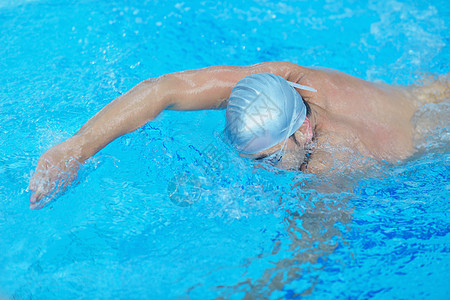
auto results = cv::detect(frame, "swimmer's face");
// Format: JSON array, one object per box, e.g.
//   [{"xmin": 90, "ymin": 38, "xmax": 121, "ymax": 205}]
[{"xmin": 251, "ymin": 117, "xmax": 314, "ymax": 171}]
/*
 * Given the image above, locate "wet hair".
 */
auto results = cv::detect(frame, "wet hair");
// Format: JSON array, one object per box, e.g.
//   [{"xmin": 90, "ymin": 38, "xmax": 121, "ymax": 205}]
[{"xmin": 304, "ymin": 100, "xmax": 311, "ymax": 117}]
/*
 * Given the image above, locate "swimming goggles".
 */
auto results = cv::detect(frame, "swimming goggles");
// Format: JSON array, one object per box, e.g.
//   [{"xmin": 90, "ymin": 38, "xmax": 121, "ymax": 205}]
[{"xmin": 256, "ymin": 134, "xmax": 292, "ymax": 166}]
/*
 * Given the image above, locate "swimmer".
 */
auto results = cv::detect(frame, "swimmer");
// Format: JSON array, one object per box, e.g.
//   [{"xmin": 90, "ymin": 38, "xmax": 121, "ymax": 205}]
[{"xmin": 28, "ymin": 61, "xmax": 449, "ymax": 209}]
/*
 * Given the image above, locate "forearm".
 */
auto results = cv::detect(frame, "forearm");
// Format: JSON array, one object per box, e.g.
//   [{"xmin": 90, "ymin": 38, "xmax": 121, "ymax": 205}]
[{"xmin": 72, "ymin": 77, "xmax": 171, "ymax": 161}]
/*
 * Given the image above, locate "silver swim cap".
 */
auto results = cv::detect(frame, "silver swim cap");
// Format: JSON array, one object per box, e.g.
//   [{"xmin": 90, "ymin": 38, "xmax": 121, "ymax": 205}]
[{"xmin": 225, "ymin": 73, "xmax": 315, "ymax": 155}]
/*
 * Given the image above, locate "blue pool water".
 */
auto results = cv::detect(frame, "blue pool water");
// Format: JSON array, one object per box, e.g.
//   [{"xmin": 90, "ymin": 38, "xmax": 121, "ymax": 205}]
[{"xmin": 0, "ymin": 0, "xmax": 449, "ymax": 298}]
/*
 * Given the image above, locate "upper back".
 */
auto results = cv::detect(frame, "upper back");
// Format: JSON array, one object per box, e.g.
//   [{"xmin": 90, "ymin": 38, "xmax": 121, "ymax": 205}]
[{"xmin": 299, "ymin": 67, "xmax": 417, "ymax": 162}]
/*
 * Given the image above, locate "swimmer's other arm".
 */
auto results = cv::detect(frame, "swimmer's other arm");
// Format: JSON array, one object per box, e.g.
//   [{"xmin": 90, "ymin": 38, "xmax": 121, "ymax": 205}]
[{"xmin": 29, "ymin": 61, "xmax": 308, "ymax": 208}]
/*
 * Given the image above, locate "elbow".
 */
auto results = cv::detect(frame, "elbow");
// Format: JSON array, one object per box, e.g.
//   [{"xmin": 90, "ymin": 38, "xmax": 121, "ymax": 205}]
[{"xmin": 140, "ymin": 74, "xmax": 177, "ymax": 109}]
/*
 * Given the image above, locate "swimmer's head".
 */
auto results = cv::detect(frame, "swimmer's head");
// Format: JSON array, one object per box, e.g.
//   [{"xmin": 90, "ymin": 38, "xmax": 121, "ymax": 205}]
[{"xmin": 224, "ymin": 73, "xmax": 313, "ymax": 156}]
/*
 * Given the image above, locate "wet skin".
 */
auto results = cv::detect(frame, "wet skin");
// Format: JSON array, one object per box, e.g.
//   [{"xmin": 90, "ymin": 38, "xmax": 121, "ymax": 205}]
[
  {"xmin": 28, "ymin": 61, "xmax": 436, "ymax": 208},
  {"xmin": 254, "ymin": 67, "xmax": 418, "ymax": 172}
]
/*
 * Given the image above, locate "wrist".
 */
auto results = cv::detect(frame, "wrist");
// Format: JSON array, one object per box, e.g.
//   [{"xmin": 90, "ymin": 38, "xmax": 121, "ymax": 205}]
[{"xmin": 66, "ymin": 133, "xmax": 97, "ymax": 162}]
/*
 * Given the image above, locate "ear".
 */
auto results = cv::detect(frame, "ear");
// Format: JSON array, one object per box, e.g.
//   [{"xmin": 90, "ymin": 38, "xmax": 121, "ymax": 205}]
[{"xmin": 295, "ymin": 117, "xmax": 313, "ymax": 144}]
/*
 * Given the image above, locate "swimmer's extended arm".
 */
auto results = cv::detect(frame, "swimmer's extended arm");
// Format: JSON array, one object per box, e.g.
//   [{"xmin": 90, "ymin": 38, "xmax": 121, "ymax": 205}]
[
  {"xmin": 68, "ymin": 61, "xmax": 307, "ymax": 159},
  {"xmin": 29, "ymin": 61, "xmax": 308, "ymax": 208}
]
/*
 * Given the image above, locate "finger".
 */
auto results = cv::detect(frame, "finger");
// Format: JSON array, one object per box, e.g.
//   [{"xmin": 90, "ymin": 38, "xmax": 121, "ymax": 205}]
[
  {"xmin": 30, "ymin": 189, "xmax": 43, "ymax": 204},
  {"xmin": 29, "ymin": 201, "xmax": 39, "ymax": 210},
  {"xmin": 30, "ymin": 191, "xmax": 50, "ymax": 210},
  {"xmin": 39, "ymin": 175, "xmax": 58, "ymax": 197},
  {"xmin": 30, "ymin": 199, "xmax": 46, "ymax": 210},
  {"xmin": 29, "ymin": 175, "xmax": 40, "ymax": 191},
  {"xmin": 29, "ymin": 192, "xmax": 44, "ymax": 209},
  {"xmin": 31, "ymin": 187, "xmax": 58, "ymax": 210},
  {"xmin": 29, "ymin": 167, "xmax": 47, "ymax": 191},
  {"xmin": 30, "ymin": 178, "xmax": 62, "ymax": 209},
  {"xmin": 30, "ymin": 180, "xmax": 50, "ymax": 203}
]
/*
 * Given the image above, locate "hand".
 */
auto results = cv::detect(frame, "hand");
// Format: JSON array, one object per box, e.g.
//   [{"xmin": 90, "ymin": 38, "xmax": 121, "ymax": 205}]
[{"xmin": 29, "ymin": 139, "xmax": 84, "ymax": 209}]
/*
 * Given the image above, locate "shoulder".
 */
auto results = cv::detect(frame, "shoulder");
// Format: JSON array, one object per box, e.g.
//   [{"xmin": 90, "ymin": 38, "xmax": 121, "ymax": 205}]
[{"xmin": 303, "ymin": 149, "xmax": 332, "ymax": 174}]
